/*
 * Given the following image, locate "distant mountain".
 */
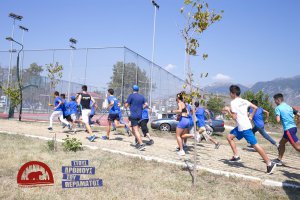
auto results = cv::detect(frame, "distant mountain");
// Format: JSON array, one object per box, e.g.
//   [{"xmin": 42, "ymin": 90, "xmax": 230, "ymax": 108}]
[
  {"xmin": 250, "ymin": 75, "xmax": 300, "ymax": 106},
  {"xmin": 204, "ymin": 75, "xmax": 300, "ymax": 106},
  {"xmin": 204, "ymin": 82, "xmax": 249, "ymax": 95}
]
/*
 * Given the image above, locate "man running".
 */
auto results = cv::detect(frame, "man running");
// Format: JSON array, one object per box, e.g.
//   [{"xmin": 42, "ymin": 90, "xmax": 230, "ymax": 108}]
[
  {"xmin": 272, "ymin": 93, "xmax": 300, "ymax": 166},
  {"xmin": 103, "ymin": 88, "xmax": 129, "ymax": 140},
  {"xmin": 48, "ymin": 91, "xmax": 71, "ymax": 131},
  {"xmin": 223, "ymin": 85, "xmax": 276, "ymax": 174},
  {"xmin": 125, "ymin": 85, "xmax": 147, "ymax": 151},
  {"xmin": 195, "ymin": 101, "xmax": 220, "ymax": 149},
  {"xmin": 76, "ymin": 85, "xmax": 96, "ymax": 142},
  {"xmin": 248, "ymin": 99, "xmax": 278, "ymax": 148}
]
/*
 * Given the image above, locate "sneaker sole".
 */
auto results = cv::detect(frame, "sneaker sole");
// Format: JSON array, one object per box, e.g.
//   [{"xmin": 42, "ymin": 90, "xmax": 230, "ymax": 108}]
[
  {"xmin": 229, "ymin": 159, "xmax": 241, "ymax": 162},
  {"xmin": 267, "ymin": 164, "xmax": 277, "ymax": 174},
  {"xmin": 138, "ymin": 146, "xmax": 146, "ymax": 151}
]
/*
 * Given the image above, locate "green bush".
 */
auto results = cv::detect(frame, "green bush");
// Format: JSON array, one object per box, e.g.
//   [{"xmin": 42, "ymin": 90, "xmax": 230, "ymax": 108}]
[
  {"xmin": 241, "ymin": 90, "xmax": 276, "ymax": 124},
  {"xmin": 62, "ymin": 136, "xmax": 83, "ymax": 152},
  {"xmin": 206, "ymin": 97, "xmax": 225, "ymax": 115}
]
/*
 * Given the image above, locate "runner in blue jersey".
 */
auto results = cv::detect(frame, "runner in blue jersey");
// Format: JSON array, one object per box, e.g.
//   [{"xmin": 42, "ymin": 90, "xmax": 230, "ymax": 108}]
[
  {"xmin": 48, "ymin": 91, "xmax": 71, "ymax": 131},
  {"xmin": 248, "ymin": 100, "xmax": 278, "ymax": 148},
  {"xmin": 272, "ymin": 93, "xmax": 300, "ymax": 166},
  {"xmin": 103, "ymin": 88, "xmax": 129, "ymax": 140}
]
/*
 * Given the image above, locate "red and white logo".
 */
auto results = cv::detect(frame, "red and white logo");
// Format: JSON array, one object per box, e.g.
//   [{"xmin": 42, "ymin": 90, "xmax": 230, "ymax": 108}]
[{"xmin": 17, "ymin": 161, "xmax": 54, "ymax": 187}]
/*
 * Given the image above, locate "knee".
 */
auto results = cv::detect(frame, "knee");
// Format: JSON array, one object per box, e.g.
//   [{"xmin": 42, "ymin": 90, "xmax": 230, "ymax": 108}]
[{"xmin": 226, "ymin": 134, "xmax": 232, "ymax": 141}]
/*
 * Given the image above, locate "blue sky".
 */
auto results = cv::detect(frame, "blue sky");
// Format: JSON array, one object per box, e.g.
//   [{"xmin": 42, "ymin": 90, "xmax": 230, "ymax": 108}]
[{"xmin": 1, "ymin": 0, "xmax": 299, "ymax": 87}]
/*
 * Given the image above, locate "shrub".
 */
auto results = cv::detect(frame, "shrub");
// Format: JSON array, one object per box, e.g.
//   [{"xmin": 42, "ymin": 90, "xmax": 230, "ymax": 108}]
[{"xmin": 62, "ymin": 136, "xmax": 83, "ymax": 152}]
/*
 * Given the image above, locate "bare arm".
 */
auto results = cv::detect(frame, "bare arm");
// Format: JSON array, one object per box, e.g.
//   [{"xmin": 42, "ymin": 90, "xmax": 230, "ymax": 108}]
[
  {"xmin": 205, "ymin": 109, "xmax": 211, "ymax": 120},
  {"xmin": 276, "ymin": 115, "xmax": 281, "ymax": 123},
  {"xmin": 124, "ymin": 103, "xmax": 129, "ymax": 108},
  {"xmin": 76, "ymin": 95, "xmax": 81, "ymax": 105},
  {"xmin": 172, "ymin": 102, "xmax": 184, "ymax": 114},
  {"xmin": 248, "ymin": 103, "xmax": 257, "ymax": 121},
  {"xmin": 222, "ymin": 106, "xmax": 237, "ymax": 120},
  {"xmin": 263, "ymin": 109, "xmax": 269, "ymax": 122},
  {"xmin": 54, "ymin": 100, "xmax": 62, "ymax": 110}
]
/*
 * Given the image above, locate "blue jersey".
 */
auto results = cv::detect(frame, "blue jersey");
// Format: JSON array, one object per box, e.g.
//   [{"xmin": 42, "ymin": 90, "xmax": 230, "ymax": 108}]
[
  {"xmin": 90, "ymin": 101, "xmax": 95, "ymax": 115},
  {"xmin": 54, "ymin": 97, "xmax": 63, "ymax": 111},
  {"xmin": 186, "ymin": 103, "xmax": 194, "ymax": 126},
  {"xmin": 126, "ymin": 93, "xmax": 146, "ymax": 119},
  {"xmin": 275, "ymin": 102, "xmax": 296, "ymax": 131},
  {"xmin": 116, "ymin": 107, "xmax": 123, "ymax": 119},
  {"xmin": 68, "ymin": 101, "xmax": 78, "ymax": 115},
  {"xmin": 107, "ymin": 95, "xmax": 119, "ymax": 114},
  {"xmin": 142, "ymin": 108, "xmax": 149, "ymax": 120},
  {"xmin": 249, "ymin": 107, "xmax": 264, "ymax": 128},
  {"xmin": 61, "ymin": 99, "xmax": 70, "ymax": 116},
  {"xmin": 195, "ymin": 107, "xmax": 205, "ymax": 127}
]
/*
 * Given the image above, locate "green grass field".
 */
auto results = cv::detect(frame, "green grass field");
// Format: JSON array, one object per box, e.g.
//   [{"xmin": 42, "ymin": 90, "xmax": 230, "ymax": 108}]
[{"xmin": 0, "ymin": 133, "xmax": 299, "ymax": 200}]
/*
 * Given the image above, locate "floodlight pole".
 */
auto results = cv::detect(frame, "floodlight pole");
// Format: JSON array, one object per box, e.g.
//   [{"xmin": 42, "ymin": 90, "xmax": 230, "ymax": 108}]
[
  {"xmin": 149, "ymin": 1, "xmax": 159, "ymax": 108},
  {"xmin": 6, "ymin": 37, "xmax": 23, "ymax": 120},
  {"xmin": 6, "ymin": 13, "xmax": 22, "ymax": 114},
  {"xmin": 19, "ymin": 26, "xmax": 29, "ymax": 80},
  {"xmin": 68, "ymin": 38, "xmax": 77, "ymax": 100}
]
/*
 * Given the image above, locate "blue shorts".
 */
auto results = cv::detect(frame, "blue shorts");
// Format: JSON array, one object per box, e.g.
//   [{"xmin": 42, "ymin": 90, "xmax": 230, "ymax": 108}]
[
  {"xmin": 283, "ymin": 127, "xmax": 298, "ymax": 144},
  {"xmin": 177, "ymin": 117, "xmax": 190, "ymax": 129},
  {"xmin": 230, "ymin": 127, "xmax": 257, "ymax": 145}
]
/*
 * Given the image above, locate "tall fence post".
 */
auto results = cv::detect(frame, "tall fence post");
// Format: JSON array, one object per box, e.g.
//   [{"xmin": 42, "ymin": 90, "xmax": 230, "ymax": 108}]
[{"xmin": 121, "ymin": 47, "xmax": 126, "ymax": 104}]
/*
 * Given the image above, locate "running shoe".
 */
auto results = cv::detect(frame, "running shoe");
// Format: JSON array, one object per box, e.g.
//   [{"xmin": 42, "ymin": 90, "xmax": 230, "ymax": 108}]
[
  {"xmin": 67, "ymin": 124, "xmax": 72, "ymax": 130},
  {"xmin": 89, "ymin": 135, "xmax": 96, "ymax": 142},
  {"xmin": 272, "ymin": 158, "xmax": 283, "ymax": 166},
  {"xmin": 137, "ymin": 144, "xmax": 146, "ymax": 151},
  {"xmin": 229, "ymin": 156, "xmax": 241, "ymax": 162},
  {"xmin": 48, "ymin": 127, "xmax": 53, "ymax": 131},
  {"xmin": 102, "ymin": 136, "xmax": 109, "ymax": 140},
  {"xmin": 267, "ymin": 162, "xmax": 277, "ymax": 174},
  {"xmin": 177, "ymin": 150, "xmax": 185, "ymax": 156},
  {"xmin": 214, "ymin": 142, "xmax": 221, "ymax": 149},
  {"xmin": 147, "ymin": 139, "xmax": 154, "ymax": 145}
]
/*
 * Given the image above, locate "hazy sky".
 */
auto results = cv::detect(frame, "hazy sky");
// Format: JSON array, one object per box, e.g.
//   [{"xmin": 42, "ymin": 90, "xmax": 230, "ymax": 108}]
[{"xmin": 1, "ymin": 0, "xmax": 299, "ymax": 87}]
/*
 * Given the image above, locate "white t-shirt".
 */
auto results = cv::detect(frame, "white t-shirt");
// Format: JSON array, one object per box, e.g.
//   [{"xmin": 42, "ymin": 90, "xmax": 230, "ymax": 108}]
[{"xmin": 230, "ymin": 98, "xmax": 252, "ymax": 131}]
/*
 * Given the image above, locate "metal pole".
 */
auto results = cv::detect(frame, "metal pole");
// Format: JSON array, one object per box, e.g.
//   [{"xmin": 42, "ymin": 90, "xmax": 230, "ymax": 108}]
[
  {"xmin": 150, "ymin": 4, "xmax": 157, "ymax": 107},
  {"xmin": 84, "ymin": 48, "xmax": 88, "ymax": 84},
  {"xmin": 121, "ymin": 47, "xmax": 126, "ymax": 104},
  {"xmin": 20, "ymin": 29, "xmax": 25, "ymax": 80},
  {"xmin": 67, "ymin": 49, "xmax": 74, "ymax": 100},
  {"xmin": 5, "ymin": 19, "xmax": 16, "ymax": 114},
  {"xmin": 7, "ymin": 19, "xmax": 16, "ymax": 88}
]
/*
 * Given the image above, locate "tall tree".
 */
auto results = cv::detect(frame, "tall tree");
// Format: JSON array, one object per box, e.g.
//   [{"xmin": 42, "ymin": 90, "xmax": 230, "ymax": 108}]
[
  {"xmin": 206, "ymin": 97, "xmax": 225, "ymax": 115},
  {"xmin": 180, "ymin": 0, "xmax": 223, "ymax": 186},
  {"xmin": 108, "ymin": 61, "xmax": 152, "ymax": 103},
  {"xmin": 241, "ymin": 90, "xmax": 276, "ymax": 124}
]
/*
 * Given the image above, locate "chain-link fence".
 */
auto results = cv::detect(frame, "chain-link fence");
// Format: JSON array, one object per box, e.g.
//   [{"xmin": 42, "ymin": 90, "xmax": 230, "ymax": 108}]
[{"xmin": 0, "ymin": 46, "xmax": 186, "ymax": 120}]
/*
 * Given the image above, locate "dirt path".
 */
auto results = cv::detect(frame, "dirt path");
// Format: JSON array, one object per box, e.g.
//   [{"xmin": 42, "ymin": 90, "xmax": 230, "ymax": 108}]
[{"xmin": 1, "ymin": 119, "xmax": 300, "ymax": 187}]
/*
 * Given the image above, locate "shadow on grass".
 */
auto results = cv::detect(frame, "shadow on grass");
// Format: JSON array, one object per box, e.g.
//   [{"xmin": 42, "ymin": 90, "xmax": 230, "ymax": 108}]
[
  {"xmin": 218, "ymin": 159, "xmax": 264, "ymax": 173},
  {"xmin": 282, "ymin": 181, "xmax": 300, "ymax": 200}
]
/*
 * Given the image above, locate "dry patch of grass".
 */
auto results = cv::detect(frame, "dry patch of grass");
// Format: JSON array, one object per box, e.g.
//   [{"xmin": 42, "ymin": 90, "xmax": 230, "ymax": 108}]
[{"xmin": 0, "ymin": 133, "xmax": 299, "ymax": 200}]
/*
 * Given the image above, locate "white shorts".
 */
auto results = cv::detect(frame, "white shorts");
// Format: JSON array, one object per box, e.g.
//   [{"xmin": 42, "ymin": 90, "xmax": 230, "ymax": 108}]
[
  {"xmin": 82, "ymin": 109, "xmax": 91, "ymax": 124},
  {"xmin": 71, "ymin": 114, "xmax": 77, "ymax": 122}
]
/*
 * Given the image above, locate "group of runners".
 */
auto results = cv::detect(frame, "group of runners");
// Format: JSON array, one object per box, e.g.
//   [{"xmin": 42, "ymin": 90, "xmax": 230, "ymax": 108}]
[
  {"xmin": 48, "ymin": 84, "xmax": 154, "ymax": 150},
  {"xmin": 48, "ymin": 83, "xmax": 300, "ymax": 174}
]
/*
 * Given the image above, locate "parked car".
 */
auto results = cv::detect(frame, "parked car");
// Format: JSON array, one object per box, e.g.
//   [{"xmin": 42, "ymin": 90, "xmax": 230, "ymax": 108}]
[{"xmin": 151, "ymin": 112, "xmax": 225, "ymax": 134}]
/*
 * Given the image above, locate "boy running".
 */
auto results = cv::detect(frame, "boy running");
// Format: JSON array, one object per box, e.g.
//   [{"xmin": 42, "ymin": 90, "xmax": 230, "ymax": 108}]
[
  {"xmin": 272, "ymin": 93, "xmax": 300, "ymax": 166},
  {"xmin": 248, "ymin": 99, "xmax": 278, "ymax": 148},
  {"xmin": 104, "ymin": 88, "xmax": 129, "ymax": 140},
  {"xmin": 139, "ymin": 104, "xmax": 154, "ymax": 145},
  {"xmin": 48, "ymin": 91, "xmax": 71, "ymax": 131},
  {"xmin": 223, "ymin": 85, "xmax": 276, "ymax": 174},
  {"xmin": 76, "ymin": 85, "xmax": 96, "ymax": 142},
  {"xmin": 195, "ymin": 101, "xmax": 220, "ymax": 149}
]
